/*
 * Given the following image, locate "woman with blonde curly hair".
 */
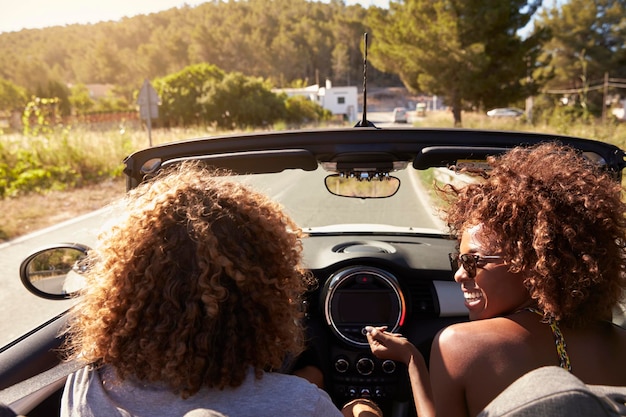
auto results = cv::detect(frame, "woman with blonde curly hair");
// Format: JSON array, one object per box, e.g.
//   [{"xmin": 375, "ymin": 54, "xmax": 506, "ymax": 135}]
[
  {"xmin": 364, "ymin": 142, "xmax": 626, "ymax": 417},
  {"xmin": 60, "ymin": 161, "xmax": 345, "ymax": 416}
]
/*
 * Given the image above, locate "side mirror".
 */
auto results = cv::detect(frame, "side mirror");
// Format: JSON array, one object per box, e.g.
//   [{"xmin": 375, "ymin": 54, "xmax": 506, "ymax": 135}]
[
  {"xmin": 324, "ymin": 174, "xmax": 400, "ymax": 198},
  {"xmin": 19, "ymin": 244, "xmax": 91, "ymax": 300}
]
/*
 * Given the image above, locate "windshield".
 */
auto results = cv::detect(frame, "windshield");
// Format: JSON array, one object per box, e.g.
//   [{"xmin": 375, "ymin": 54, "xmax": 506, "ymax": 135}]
[{"xmin": 236, "ymin": 167, "xmax": 447, "ymax": 232}]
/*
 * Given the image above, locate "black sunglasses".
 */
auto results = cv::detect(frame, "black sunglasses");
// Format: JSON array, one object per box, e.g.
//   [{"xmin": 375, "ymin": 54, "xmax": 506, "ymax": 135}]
[{"xmin": 449, "ymin": 253, "xmax": 503, "ymax": 278}]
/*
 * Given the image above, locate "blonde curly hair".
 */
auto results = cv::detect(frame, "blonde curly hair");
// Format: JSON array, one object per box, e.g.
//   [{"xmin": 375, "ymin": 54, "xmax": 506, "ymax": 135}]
[
  {"xmin": 64, "ymin": 161, "xmax": 312, "ymax": 398},
  {"xmin": 443, "ymin": 142, "xmax": 626, "ymax": 327}
]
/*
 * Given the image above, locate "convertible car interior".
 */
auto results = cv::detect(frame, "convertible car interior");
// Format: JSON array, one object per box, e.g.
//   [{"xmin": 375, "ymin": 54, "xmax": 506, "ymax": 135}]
[{"xmin": 1, "ymin": 126, "xmax": 625, "ymax": 416}]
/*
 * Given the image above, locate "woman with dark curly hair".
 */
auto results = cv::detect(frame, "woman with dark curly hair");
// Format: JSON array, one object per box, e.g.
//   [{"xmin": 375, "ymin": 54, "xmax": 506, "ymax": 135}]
[
  {"xmin": 364, "ymin": 142, "xmax": 626, "ymax": 417},
  {"xmin": 60, "ymin": 161, "xmax": 345, "ymax": 416}
]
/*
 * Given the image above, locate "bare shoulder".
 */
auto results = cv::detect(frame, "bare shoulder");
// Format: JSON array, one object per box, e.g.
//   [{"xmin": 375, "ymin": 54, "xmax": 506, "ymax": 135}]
[
  {"xmin": 431, "ymin": 317, "xmax": 548, "ymax": 416},
  {"xmin": 435, "ymin": 317, "xmax": 523, "ymax": 351},
  {"xmin": 429, "ymin": 318, "xmax": 531, "ymax": 416},
  {"xmin": 431, "ymin": 317, "xmax": 528, "ymax": 378}
]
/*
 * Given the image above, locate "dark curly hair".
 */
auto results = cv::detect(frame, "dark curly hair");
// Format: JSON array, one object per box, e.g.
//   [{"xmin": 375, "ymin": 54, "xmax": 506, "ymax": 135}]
[
  {"xmin": 443, "ymin": 142, "xmax": 626, "ymax": 327},
  {"xmin": 64, "ymin": 161, "xmax": 313, "ymax": 398}
]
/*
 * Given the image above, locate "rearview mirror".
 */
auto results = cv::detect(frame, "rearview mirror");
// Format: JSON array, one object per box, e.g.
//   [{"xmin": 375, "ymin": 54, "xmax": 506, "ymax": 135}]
[
  {"xmin": 19, "ymin": 244, "xmax": 90, "ymax": 300},
  {"xmin": 325, "ymin": 174, "xmax": 400, "ymax": 198}
]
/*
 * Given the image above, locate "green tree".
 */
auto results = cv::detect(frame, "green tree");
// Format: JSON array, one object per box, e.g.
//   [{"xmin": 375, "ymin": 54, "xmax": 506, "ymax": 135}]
[
  {"xmin": 36, "ymin": 80, "xmax": 72, "ymax": 117},
  {"xmin": 0, "ymin": 78, "xmax": 27, "ymax": 111},
  {"xmin": 0, "ymin": 0, "xmax": 389, "ymax": 94},
  {"xmin": 93, "ymin": 94, "xmax": 132, "ymax": 113},
  {"xmin": 284, "ymin": 94, "xmax": 332, "ymax": 126},
  {"xmin": 535, "ymin": 0, "xmax": 626, "ymax": 116},
  {"xmin": 68, "ymin": 84, "xmax": 95, "ymax": 115},
  {"xmin": 153, "ymin": 63, "xmax": 225, "ymax": 127},
  {"xmin": 332, "ymin": 44, "xmax": 351, "ymax": 86},
  {"xmin": 367, "ymin": 0, "xmax": 545, "ymax": 125},
  {"xmin": 87, "ymin": 39, "xmax": 127, "ymax": 84},
  {"xmin": 202, "ymin": 72, "xmax": 285, "ymax": 129}
]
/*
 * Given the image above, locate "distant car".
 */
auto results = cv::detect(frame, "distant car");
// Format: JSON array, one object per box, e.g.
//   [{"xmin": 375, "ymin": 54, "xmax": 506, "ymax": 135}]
[
  {"xmin": 487, "ymin": 107, "xmax": 524, "ymax": 118},
  {"xmin": 392, "ymin": 107, "xmax": 408, "ymax": 123}
]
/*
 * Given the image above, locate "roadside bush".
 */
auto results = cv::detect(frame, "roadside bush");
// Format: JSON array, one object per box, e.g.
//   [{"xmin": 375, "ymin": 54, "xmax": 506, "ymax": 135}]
[
  {"xmin": 22, "ymin": 97, "xmax": 62, "ymax": 136},
  {"xmin": 202, "ymin": 72, "xmax": 286, "ymax": 129},
  {"xmin": 544, "ymin": 105, "xmax": 594, "ymax": 134},
  {"xmin": 0, "ymin": 78, "xmax": 27, "ymax": 112},
  {"xmin": 284, "ymin": 95, "xmax": 332, "ymax": 126},
  {"xmin": 0, "ymin": 127, "xmax": 142, "ymax": 198},
  {"xmin": 0, "ymin": 142, "xmax": 80, "ymax": 197},
  {"xmin": 7, "ymin": 166, "xmax": 78, "ymax": 196},
  {"xmin": 153, "ymin": 64, "xmax": 225, "ymax": 127},
  {"xmin": 36, "ymin": 80, "xmax": 71, "ymax": 117},
  {"xmin": 69, "ymin": 84, "xmax": 96, "ymax": 115}
]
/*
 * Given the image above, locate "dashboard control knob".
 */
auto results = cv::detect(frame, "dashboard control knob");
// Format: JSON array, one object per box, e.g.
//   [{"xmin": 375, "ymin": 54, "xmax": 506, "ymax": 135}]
[
  {"xmin": 356, "ymin": 357, "xmax": 375, "ymax": 376},
  {"xmin": 360, "ymin": 388, "xmax": 371, "ymax": 398},
  {"xmin": 335, "ymin": 358, "xmax": 349, "ymax": 373},
  {"xmin": 382, "ymin": 359, "xmax": 396, "ymax": 374},
  {"xmin": 348, "ymin": 387, "xmax": 357, "ymax": 398}
]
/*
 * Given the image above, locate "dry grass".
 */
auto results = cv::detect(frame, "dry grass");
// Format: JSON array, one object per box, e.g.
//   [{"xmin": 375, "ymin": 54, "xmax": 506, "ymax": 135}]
[
  {"xmin": 0, "ymin": 177, "xmax": 126, "ymax": 241},
  {"xmin": 0, "ymin": 126, "xmax": 216, "ymax": 242}
]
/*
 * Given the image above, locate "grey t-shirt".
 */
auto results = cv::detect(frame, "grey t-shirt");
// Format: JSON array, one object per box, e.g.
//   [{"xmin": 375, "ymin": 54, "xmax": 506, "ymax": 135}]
[{"xmin": 61, "ymin": 365, "xmax": 343, "ymax": 417}]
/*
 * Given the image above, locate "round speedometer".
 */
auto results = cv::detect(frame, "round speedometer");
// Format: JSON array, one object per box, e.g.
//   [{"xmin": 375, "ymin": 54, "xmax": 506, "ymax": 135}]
[{"xmin": 322, "ymin": 266, "xmax": 406, "ymax": 347}]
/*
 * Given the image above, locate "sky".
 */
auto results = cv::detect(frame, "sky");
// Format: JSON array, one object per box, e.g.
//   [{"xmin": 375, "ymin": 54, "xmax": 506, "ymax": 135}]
[{"xmin": 0, "ymin": 0, "xmax": 390, "ymax": 34}]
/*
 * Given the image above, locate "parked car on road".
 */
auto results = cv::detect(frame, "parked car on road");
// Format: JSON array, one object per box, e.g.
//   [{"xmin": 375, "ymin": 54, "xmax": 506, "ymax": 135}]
[{"xmin": 392, "ymin": 107, "xmax": 408, "ymax": 123}]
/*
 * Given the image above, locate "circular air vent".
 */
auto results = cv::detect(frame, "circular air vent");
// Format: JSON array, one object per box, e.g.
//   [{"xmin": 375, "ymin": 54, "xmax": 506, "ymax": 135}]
[{"xmin": 332, "ymin": 241, "xmax": 396, "ymax": 254}]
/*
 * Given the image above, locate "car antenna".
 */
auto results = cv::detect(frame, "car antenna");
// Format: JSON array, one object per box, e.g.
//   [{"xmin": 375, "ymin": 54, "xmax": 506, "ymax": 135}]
[{"xmin": 354, "ymin": 32, "xmax": 377, "ymax": 128}]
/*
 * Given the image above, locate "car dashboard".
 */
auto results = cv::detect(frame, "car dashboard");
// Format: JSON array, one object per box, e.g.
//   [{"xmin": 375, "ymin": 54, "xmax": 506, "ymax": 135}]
[{"xmin": 299, "ymin": 231, "xmax": 467, "ymax": 415}]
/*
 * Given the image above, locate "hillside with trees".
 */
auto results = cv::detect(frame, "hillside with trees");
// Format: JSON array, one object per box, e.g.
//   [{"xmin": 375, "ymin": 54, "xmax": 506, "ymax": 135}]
[
  {"xmin": 0, "ymin": 0, "xmax": 391, "ymax": 104},
  {"xmin": 0, "ymin": 0, "xmax": 625, "ymax": 128}
]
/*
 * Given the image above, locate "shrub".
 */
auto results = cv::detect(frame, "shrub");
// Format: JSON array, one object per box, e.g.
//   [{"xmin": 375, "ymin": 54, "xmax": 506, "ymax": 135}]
[
  {"xmin": 284, "ymin": 95, "xmax": 332, "ymax": 126},
  {"xmin": 202, "ymin": 72, "xmax": 286, "ymax": 129}
]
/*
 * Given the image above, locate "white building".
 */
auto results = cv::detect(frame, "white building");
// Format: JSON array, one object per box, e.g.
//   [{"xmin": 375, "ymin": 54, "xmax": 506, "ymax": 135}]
[{"xmin": 275, "ymin": 80, "xmax": 358, "ymax": 122}]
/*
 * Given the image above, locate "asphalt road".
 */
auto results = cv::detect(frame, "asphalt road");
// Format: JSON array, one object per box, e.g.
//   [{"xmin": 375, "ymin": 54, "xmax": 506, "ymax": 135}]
[{"xmin": 0, "ymin": 205, "xmax": 119, "ymax": 347}]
